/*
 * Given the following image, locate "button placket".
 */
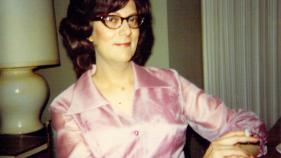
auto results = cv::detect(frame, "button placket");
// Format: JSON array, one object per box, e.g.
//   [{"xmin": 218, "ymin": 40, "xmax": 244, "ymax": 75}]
[{"xmin": 134, "ymin": 130, "xmax": 139, "ymax": 136}]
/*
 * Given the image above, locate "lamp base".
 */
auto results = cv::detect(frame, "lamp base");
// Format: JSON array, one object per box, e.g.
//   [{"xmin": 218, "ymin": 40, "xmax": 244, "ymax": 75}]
[{"xmin": 0, "ymin": 67, "xmax": 48, "ymax": 134}]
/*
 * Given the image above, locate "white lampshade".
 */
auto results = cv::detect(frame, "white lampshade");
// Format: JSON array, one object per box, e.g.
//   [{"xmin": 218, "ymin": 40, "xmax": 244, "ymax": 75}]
[
  {"xmin": 0, "ymin": 0, "xmax": 59, "ymax": 134},
  {"xmin": 0, "ymin": 0, "xmax": 59, "ymax": 67}
]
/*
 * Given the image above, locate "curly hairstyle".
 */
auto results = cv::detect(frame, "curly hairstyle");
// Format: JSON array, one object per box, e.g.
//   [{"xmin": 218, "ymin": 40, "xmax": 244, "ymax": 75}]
[{"xmin": 59, "ymin": 0, "xmax": 154, "ymax": 78}]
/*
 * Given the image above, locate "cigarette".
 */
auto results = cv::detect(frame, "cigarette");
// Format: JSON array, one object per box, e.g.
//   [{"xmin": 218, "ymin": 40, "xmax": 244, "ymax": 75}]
[{"xmin": 244, "ymin": 129, "xmax": 251, "ymax": 137}]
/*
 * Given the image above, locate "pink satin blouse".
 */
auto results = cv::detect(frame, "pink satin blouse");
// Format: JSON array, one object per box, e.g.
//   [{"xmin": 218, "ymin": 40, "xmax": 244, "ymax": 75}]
[{"xmin": 50, "ymin": 62, "xmax": 267, "ymax": 158}]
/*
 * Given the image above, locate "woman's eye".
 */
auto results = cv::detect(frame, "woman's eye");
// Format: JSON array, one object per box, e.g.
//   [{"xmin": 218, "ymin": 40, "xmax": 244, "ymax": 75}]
[
  {"xmin": 129, "ymin": 16, "xmax": 138, "ymax": 23},
  {"xmin": 105, "ymin": 16, "xmax": 119, "ymax": 23}
]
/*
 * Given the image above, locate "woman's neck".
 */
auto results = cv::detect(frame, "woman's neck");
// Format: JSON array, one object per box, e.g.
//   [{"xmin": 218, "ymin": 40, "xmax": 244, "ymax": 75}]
[{"xmin": 93, "ymin": 60, "xmax": 134, "ymax": 87}]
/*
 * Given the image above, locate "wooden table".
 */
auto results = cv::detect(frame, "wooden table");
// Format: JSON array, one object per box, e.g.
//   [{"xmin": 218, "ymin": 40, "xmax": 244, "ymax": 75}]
[{"xmin": 263, "ymin": 118, "xmax": 281, "ymax": 158}]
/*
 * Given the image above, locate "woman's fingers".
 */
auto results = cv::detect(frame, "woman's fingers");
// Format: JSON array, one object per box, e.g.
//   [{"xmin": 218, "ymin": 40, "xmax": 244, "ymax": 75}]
[
  {"xmin": 214, "ymin": 135, "xmax": 259, "ymax": 145},
  {"xmin": 204, "ymin": 131, "xmax": 260, "ymax": 158},
  {"xmin": 220, "ymin": 130, "xmax": 246, "ymax": 138},
  {"xmin": 215, "ymin": 145, "xmax": 249, "ymax": 156},
  {"xmin": 213, "ymin": 130, "xmax": 259, "ymax": 147},
  {"xmin": 204, "ymin": 144, "xmax": 252, "ymax": 158},
  {"xmin": 236, "ymin": 144, "xmax": 260, "ymax": 157}
]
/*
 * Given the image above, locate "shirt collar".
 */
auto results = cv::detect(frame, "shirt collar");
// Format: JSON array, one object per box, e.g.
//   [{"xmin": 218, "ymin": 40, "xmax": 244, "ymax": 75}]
[
  {"xmin": 67, "ymin": 62, "xmax": 170, "ymax": 114},
  {"xmin": 132, "ymin": 62, "xmax": 170, "ymax": 89}
]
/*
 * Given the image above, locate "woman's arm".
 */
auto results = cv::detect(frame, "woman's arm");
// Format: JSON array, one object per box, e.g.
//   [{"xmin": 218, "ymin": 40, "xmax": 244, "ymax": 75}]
[
  {"xmin": 178, "ymin": 75, "xmax": 267, "ymax": 156},
  {"xmin": 50, "ymin": 103, "xmax": 93, "ymax": 158}
]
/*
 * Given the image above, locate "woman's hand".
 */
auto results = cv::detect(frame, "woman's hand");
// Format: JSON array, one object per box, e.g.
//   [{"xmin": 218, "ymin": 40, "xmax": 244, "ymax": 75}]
[{"xmin": 203, "ymin": 131, "xmax": 260, "ymax": 158}]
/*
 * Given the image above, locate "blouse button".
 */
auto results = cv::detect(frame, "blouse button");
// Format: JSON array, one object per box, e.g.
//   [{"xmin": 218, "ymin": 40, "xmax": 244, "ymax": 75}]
[{"xmin": 134, "ymin": 130, "xmax": 139, "ymax": 136}]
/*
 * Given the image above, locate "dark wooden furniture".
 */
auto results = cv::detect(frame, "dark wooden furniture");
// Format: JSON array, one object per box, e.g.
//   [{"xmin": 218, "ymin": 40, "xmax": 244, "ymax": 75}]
[
  {"xmin": 0, "ymin": 122, "xmax": 54, "ymax": 158},
  {"xmin": 184, "ymin": 126, "xmax": 209, "ymax": 158},
  {"xmin": 263, "ymin": 118, "xmax": 281, "ymax": 158},
  {"xmin": 29, "ymin": 123, "xmax": 54, "ymax": 158}
]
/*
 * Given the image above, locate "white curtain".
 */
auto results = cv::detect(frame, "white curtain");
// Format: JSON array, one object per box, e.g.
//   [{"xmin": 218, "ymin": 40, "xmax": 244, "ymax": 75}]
[{"xmin": 202, "ymin": 0, "xmax": 281, "ymax": 128}]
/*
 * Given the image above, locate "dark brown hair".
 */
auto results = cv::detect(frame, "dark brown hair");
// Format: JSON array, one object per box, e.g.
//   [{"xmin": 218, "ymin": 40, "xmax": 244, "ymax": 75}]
[{"xmin": 59, "ymin": 0, "xmax": 154, "ymax": 77}]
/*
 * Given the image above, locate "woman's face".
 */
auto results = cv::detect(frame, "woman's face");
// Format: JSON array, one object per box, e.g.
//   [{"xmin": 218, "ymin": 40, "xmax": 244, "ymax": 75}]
[{"xmin": 90, "ymin": 0, "xmax": 140, "ymax": 64}]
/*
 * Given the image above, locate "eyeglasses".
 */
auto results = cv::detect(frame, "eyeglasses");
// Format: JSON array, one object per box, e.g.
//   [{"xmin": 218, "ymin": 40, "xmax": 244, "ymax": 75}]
[{"xmin": 93, "ymin": 15, "xmax": 144, "ymax": 29}]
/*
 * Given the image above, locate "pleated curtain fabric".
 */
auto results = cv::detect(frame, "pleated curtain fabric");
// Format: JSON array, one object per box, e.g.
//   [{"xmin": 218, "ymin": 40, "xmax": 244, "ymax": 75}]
[{"xmin": 201, "ymin": 0, "xmax": 281, "ymax": 128}]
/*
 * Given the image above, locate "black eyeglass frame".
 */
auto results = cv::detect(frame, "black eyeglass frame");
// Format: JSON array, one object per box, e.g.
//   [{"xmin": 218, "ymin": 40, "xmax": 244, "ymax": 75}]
[{"xmin": 92, "ymin": 14, "xmax": 145, "ymax": 29}]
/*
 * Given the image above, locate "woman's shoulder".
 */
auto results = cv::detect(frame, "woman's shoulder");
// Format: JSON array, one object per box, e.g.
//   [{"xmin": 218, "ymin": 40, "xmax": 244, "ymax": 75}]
[
  {"xmin": 50, "ymin": 69, "xmax": 93, "ymax": 111},
  {"xmin": 49, "ymin": 83, "xmax": 76, "ymax": 112},
  {"xmin": 143, "ymin": 65, "xmax": 179, "ymax": 77},
  {"xmin": 140, "ymin": 65, "xmax": 181, "ymax": 86},
  {"xmin": 142, "ymin": 65, "xmax": 200, "ymax": 91}
]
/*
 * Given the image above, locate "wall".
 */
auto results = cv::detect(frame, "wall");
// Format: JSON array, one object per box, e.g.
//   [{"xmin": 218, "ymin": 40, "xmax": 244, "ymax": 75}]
[
  {"xmin": 167, "ymin": 0, "xmax": 203, "ymax": 88},
  {"xmin": 38, "ymin": 0, "xmax": 170, "ymax": 122},
  {"xmin": 146, "ymin": 0, "xmax": 170, "ymax": 68}
]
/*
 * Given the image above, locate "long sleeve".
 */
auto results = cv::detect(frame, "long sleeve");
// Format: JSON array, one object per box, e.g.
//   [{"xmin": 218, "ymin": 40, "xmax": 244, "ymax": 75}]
[
  {"xmin": 179, "ymin": 76, "xmax": 267, "ymax": 155},
  {"xmin": 50, "ymin": 100, "xmax": 93, "ymax": 158}
]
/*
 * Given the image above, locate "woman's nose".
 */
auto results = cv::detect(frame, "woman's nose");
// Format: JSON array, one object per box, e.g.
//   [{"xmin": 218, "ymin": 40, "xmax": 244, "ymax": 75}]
[{"xmin": 119, "ymin": 20, "xmax": 132, "ymax": 36}]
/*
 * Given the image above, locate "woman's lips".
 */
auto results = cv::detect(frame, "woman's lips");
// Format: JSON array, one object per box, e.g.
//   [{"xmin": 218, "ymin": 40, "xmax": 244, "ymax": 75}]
[{"xmin": 114, "ymin": 42, "xmax": 131, "ymax": 47}]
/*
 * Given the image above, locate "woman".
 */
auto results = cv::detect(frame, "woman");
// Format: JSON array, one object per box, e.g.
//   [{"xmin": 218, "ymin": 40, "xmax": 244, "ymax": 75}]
[{"xmin": 50, "ymin": 0, "xmax": 267, "ymax": 157}]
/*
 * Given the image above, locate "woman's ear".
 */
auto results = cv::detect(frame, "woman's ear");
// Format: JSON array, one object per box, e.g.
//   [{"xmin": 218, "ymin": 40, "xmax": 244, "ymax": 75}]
[{"xmin": 88, "ymin": 35, "xmax": 94, "ymax": 42}]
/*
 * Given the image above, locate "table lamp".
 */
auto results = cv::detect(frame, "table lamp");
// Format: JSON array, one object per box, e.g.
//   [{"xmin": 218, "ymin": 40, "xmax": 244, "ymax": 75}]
[{"xmin": 0, "ymin": 0, "xmax": 59, "ymax": 134}]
